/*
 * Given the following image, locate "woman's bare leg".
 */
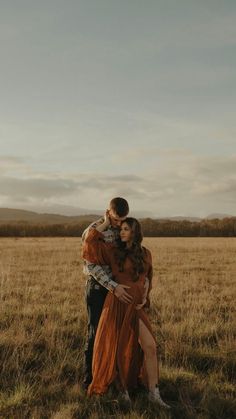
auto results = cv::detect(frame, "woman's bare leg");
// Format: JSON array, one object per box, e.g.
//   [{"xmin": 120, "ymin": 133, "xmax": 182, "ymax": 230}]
[
  {"xmin": 139, "ymin": 319, "xmax": 171, "ymax": 408},
  {"xmin": 138, "ymin": 319, "xmax": 159, "ymax": 391}
]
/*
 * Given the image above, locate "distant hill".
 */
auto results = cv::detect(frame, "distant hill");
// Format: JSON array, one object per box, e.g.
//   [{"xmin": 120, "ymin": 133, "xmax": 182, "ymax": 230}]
[
  {"xmin": 0, "ymin": 208, "xmax": 98, "ymax": 225},
  {"xmin": 0, "ymin": 208, "xmax": 235, "ymax": 225},
  {"xmin": 206, "ymin": 213, "xmax": 235, "ymax": 220},
  {"xmin": 0, "ymin": 208, "xmax": 235, "ymax": 237},
  {"xmin": 157, "ymin": 216, "xmax": 201, "ymax": 222}
]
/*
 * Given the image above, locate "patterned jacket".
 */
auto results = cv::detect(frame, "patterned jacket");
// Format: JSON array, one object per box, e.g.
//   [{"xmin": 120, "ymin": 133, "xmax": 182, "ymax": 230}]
[{"xmin": 82, "ymin": 217, "xmax": 119, "ymax": 292}]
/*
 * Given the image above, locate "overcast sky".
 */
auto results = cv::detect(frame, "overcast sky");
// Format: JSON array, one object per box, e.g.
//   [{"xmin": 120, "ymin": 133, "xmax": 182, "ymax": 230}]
[{"xmin": 0, "ymin": 0, "xmax": 235, "ymax": 217}]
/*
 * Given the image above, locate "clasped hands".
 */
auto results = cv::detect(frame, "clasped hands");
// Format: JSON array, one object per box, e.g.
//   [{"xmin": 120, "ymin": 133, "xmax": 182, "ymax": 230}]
[{"xmin": 114, "ymin": 284, "xmax": 147, "ymax": 309}]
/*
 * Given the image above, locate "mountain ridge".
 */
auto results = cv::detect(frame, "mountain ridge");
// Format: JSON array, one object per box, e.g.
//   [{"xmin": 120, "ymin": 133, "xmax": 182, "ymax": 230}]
[{"xmin": 0, "ymin": 207, "xmax": 235, "ymax": 224}]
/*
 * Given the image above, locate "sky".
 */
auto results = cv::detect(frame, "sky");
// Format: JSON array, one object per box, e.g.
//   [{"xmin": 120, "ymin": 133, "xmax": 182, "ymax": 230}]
[{"xmin": 0, "ymin": 0, "xmax": 235, "ymax": 217}]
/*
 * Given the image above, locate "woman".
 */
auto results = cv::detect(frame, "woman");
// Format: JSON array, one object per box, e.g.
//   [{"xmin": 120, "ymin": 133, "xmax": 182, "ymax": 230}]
[{"xmin": 83, "ymin": 214, "xmax": 170, "ymax": 408}]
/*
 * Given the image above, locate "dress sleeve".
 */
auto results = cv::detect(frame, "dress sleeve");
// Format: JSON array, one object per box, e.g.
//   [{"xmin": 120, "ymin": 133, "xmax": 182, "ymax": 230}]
[{"xmin": 82, "ymin": 228, "xmax": 112, "ymax": 265}]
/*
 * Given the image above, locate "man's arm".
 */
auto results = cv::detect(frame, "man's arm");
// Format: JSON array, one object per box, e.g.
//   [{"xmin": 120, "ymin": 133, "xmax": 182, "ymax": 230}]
[
  {"xmin": 85, "ymin": 261, "xmax": 118, "ymax": 293},
  {"xmin": 82, "ymin": 217, "xmax": 133, "ymax": 303},
  {"xmin": 84, "ymin": 261, "xmax": 133, "ymax": 303}
]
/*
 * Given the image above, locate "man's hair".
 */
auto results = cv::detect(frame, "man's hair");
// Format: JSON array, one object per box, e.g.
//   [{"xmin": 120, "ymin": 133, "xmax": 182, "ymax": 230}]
[{"xmin": 109, "ymin": 197, "xmax": 129, "ymax": 217}]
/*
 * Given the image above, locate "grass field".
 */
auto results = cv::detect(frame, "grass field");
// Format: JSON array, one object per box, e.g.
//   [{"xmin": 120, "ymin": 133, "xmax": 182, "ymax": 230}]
[{"xmin": 0, "ymin": 237, "xmax": 235, "ymax": 419}]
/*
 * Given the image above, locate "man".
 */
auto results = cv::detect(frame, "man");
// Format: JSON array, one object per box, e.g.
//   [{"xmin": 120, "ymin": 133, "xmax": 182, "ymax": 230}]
[{"xmin": 82, "ymin": 197, "xmax": 132, "ymax": 389}]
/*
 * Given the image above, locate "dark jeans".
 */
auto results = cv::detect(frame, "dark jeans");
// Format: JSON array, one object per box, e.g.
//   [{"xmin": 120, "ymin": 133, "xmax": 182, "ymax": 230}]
[{"xmin": 83, "ymin": 276, "xmax": 108, "ymax": 387}]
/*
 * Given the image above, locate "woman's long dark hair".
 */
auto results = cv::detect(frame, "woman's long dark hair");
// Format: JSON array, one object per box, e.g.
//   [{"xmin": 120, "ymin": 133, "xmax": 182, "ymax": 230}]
[{"xmin": 115, "ymin": 217, "xmax": 146, "ymax": 281}]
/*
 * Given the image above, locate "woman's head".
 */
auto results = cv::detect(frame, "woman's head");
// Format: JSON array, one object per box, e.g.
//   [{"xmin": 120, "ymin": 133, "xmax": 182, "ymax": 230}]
[
  {"xmin": 119, "ymin": 217, "xmax": 143, "ymax": 246},
  {"xmin": 115, "ymin": 218, "xmax": 145, "ymax": 280}
]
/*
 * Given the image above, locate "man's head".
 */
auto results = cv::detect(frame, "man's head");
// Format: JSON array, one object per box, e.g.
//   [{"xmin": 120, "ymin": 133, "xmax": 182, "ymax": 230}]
[{"xmin": 108, "ymin": 197, "xmax": 129, "ymax": 227}]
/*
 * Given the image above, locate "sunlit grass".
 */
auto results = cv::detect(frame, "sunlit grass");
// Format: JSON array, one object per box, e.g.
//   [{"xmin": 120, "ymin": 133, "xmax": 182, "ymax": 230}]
[{"xmin": 0, "ymin": 237, "xmax": 235, "ymax": 418}]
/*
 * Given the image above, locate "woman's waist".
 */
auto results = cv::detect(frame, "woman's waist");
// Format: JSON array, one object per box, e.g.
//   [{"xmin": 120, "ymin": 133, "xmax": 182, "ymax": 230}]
[
  {"xmin": 115, "ymin": 275, "xmax": 145, "ymax": 286},
  {"xmin": 116, "ymin": 277, "xmax": 145, "ymax": 300}
]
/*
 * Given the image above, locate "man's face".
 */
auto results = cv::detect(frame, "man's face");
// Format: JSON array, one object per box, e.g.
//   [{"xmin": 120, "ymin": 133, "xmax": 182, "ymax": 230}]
[{"xmin": 109, "ymin": 209, "xmax": 127, "ymax": 228}]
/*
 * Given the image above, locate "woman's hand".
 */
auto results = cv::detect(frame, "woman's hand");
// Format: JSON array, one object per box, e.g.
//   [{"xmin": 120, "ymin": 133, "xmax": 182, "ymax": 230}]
[
  {"xmin": 104, "ymin": 209, "xmax": 110, "ymax": 227},
  {"xmin": 135, "ymin": 298, "xmax": 147, "ymax": 310},
  {"xmin": 136, "ymin": 277, "xmax": 149, "ymax": 310},
  {"xmin": 95, "ymin": 210, "xmax": 110, "ymax": 232}
]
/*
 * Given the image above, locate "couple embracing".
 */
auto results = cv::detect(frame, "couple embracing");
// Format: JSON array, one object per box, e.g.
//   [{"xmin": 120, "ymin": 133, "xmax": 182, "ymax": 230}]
[{"xmin": 82, "ymin": 197, "xmax": 170, "ymax": 408}]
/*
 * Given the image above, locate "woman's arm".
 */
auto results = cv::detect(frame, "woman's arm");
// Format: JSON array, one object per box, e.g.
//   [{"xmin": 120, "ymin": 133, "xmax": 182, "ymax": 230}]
[
  {"xmin": 136, "ymin": 249, "xmax": 153, "ymax": 310},
  {"xmin": 82, "ymin": 211, "xmax": 113, "ymax": 266},
  {"xmin": 94, "ymin": 210, "xmax": 110, "ymax": 232},
  {"xmin": 136, "ymin": 278, "xmax": 149, "ymax": 310},
  {"xmin": 82, "ymin": 229, "xmax": 111, "ymax": 265},
  {"xmin": 145, "ymin": 250, "xmax": 153, "ymax": 308}
]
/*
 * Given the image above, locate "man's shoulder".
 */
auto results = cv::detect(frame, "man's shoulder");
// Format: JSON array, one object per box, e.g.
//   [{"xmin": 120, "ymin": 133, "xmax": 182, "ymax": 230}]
[
  {"xmin": 82, "ymin": 217, "xmax": 104, "ymax": 241},
  {"xmin": 88, "ymin": 217, "xmax": 105, "ymax": 230}
]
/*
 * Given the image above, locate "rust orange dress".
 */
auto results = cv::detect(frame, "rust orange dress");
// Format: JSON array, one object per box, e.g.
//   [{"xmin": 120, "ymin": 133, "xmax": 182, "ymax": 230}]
[{"xmin": 83, "ymin": 229, "xmax": 156, "ymax": 395}]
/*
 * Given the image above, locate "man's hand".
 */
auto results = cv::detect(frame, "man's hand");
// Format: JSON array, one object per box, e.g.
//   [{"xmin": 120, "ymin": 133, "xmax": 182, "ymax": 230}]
[{"xmin": 114, "ymin": 284, "xmax": 133, "ymax": 304}]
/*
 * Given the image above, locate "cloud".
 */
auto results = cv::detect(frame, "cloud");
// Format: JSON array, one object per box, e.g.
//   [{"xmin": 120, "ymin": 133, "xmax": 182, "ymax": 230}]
[
  {"xmin": 0, "ymin": 152, "xmax": 236, "ymax": 216},
  {"xmin": 0, "ymin": 155, "xmax": 30, "ymax": 174},
  {"xmin": 0, "ymin": 176, "xmax": 79, "ymax": 199}
]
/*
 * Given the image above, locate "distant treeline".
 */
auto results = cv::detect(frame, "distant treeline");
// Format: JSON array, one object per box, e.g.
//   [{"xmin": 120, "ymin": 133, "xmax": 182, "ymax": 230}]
[{"xmin": 0, "ymin": 217, "xmax": 236, "ymax": 237}]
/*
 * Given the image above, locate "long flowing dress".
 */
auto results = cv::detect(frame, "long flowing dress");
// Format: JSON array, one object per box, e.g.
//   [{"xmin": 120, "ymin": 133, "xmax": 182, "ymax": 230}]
[{"xmin": 82, "ymin": 228, "xmax": 156, "ymax": 395}]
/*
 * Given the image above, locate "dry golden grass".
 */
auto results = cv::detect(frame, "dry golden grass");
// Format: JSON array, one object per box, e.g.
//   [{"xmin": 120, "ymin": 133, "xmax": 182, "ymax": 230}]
[{"xmin": 0, "ymin": 237, "xmax": 235, "ymax": 419}]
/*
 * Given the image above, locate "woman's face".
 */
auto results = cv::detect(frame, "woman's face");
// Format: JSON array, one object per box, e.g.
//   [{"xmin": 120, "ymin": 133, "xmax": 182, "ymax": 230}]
[{"xmin": 120, "ymin": 222, "xmax": 133, "ymax": 243}]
